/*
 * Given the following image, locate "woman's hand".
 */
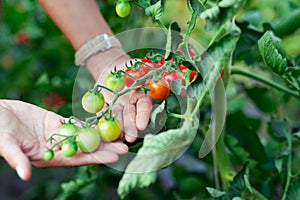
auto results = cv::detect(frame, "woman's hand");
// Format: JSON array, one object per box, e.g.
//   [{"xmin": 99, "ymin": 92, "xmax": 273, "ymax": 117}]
[
  {"xmin": 0, "ymin": 100, "xmax": 128, "ymax": 181},
  {"xmin": 86, "ymin": 49, "xmax": 153, "ymax": 143}
]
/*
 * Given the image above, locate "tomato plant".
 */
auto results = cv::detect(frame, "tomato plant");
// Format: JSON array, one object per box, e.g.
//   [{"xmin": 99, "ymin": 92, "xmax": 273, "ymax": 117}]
[
  {"xmin": 97, "ymin": 118, "xmax": 122, "ymax": 142},
  {"xmin": 123, "ymin": 67, "xmax": 146, "ymax": 87},
  {"xmin": 148, "ymin": 78, "xmax": 171, "ymax": 101},
  {"xmin": 81, "ymin": 90, "xmax": 104, "ymax": 114}
]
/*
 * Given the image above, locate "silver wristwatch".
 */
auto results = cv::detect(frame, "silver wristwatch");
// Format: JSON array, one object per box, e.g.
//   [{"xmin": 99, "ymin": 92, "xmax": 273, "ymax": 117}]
[{"xmin": 75, "ymin": 33, "xmax": 122, "ymax": 66}]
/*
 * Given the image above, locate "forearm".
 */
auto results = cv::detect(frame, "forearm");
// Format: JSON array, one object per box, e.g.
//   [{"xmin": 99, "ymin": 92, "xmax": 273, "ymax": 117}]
[
  {"xmin": 37, "ymin": 0, "xmax": 112, "ymax": 50},
  {"xmin": 38, "ymin": 0, "xmax": 130, "ymax": 80}
]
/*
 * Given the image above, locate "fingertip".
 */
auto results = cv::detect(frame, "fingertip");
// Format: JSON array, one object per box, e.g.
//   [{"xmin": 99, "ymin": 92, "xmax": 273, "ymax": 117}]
[
  {"xmin": 125, "ymin": 134, "xmax": 137, "ymax": 143},
  {"xmin": 16, "ymin": 164, "xmax": 31, "ymax": 181}
]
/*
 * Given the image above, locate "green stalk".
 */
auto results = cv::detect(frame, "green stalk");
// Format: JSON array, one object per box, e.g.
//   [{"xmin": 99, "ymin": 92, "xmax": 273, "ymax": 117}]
[
  {"xmin": 216, "ymin": 132, "xmax": 235, "ymax": 190},
  {"xmin": 231, "ymin": 67, "xmax": 300, "ymax": 99},
  {"xmin": 281, "ymin": 136, "xmax": 293, "ymax": 200}
]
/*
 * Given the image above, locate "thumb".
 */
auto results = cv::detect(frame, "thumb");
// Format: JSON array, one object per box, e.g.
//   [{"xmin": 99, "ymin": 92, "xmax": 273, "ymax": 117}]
[{"xmin": 0, "ymin": 135, "xmax": 32, "ymax": 181}]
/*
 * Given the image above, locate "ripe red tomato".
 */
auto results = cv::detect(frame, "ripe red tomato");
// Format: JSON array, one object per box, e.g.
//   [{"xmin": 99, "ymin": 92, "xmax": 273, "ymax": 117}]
[
  {"xmin": 178, "ymin": 47, "xmax": 196, "ymax": 57},
  {"xmin": 140, "ymin": 57, "xmax": 165, "ymax": 73},
  {"xmin": 148, "ymin": 78, "xmax": 170, "ymax": 101},
  {"xmin": 161, "ymin": 70, "xmax": 182, "ymax": 84},
  {"xmin": 219, "ymin": 67, "xmax": 225, "ymax": 80},
  {"xmin": 124, "ymin": 68, "xmax": 146, "ymax": 87},
  {"xmin": 179, "ymin": 64, "xmax": 197, "ymax": 82}
]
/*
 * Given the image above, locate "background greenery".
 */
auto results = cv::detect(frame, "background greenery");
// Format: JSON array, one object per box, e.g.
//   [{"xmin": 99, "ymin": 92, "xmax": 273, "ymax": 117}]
[{"xmin": 0, "ymin": 0, "xmax": 300, "ymax": 199}]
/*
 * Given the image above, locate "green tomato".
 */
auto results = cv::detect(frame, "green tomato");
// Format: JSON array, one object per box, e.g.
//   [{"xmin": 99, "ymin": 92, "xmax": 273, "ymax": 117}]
[
  {"xmin": 76, "ymin": 128, "xmax": 101, "ymax": 153},
  {"xmin": 98, "ymin": 118, "xmax": 122, "ymax": 142},
  {"xmin": 59, "ymin": 123, "xmax": 78, "ymax": 141},
  {"xmin": 81, "ymin": 91, "xmax": 104, "ymax": 114},
  {"xmin": 106, "ymin": 72, "xmax": 125, "ymax": 92},
  {"xmin": 43, "ymin": 149, "xmax": 54, "ymax": 161},
  {"xmin": 115, "ymin": 1, "xmax": 131, "ymax": 18},
  {"xmin": 61, "ymin": 141, "xmax": 78, "ymax": 157}
]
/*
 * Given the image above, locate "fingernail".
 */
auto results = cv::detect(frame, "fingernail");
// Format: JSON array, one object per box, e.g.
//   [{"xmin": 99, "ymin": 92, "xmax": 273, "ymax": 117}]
[{"xmin": 16, "ymin": 166, "xmax": 25, "ymax": 180}]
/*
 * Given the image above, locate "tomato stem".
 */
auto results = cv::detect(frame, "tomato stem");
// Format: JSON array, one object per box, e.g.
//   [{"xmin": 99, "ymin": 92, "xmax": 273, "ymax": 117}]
[{"xmin": 231, "ymin": 67, "xmax": 300, "ymax": 99}]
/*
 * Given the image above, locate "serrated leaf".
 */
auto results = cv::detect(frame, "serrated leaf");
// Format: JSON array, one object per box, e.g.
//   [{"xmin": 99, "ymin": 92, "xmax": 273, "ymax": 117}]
[
  {"xmin": 188, "ymin": 0, "xmax": 205, "ymax": 16},
  {"xmin": 200, "ymin": 6, "xmax": 220, "ymax": 20},
  {"xmin": 145, "ymin": 0, "xmax": 163, "ymax": 20},
  {"xmin": 118, "ymin": 119, "xmax": 199, "ymax": 198},
  {"xmin": 229, "ymin": 161, "xmax": 253, "ymax": 194},
  {"xmin": 165, "ymin": 22, "xmax": 182, "ymax": 59},
  {"xmin": 206, "ymin": 187, "xmax": 226, "ymax": 198},
  {"xmin": 219, "ymin": 0, "xmax": 236, "ymax": 8},
  {"xmin": 258, "ymin": 31, "xmax": 288, "ymax": 74},
  {"xmin": 190, "ymin": 34, "xmax": 239, "ymax": 101}
]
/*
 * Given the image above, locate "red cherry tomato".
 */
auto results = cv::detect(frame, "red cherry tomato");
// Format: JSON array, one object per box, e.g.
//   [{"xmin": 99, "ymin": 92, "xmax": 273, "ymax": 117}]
[
  {"xmin": 148, "ymin": 78, "xmax": 170, "ymax": 101},
  {"xmin": 161, "ymin": 70, "xmax": 183, "ymax": 84},
  {"xmin": 217, "ymin": 67, "xmax": 225, "ymax": 80},
  {"xmin": 179, "ymin": 64, "xmax": 197, "ymax": 82},
  {"xmin": 124, "ymin": 68, "xmax": 146, "ymax": 87}
]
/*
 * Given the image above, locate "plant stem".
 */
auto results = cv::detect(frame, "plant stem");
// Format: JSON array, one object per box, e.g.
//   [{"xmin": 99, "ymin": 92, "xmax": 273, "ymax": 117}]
[
  {"xmin": 231, "ymin": 67, "xmax": 300, "ymax": 99},
  {"xmin": 252, "ymin": 187, "xmax": 268, "ymax": 200},
  {"xmin": 281, "ymin": 136, "xmax": 293, "ymax": 200}
]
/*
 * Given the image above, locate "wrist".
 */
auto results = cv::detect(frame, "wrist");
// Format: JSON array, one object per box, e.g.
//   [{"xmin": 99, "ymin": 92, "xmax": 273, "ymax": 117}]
[{"xmin": 86, "ymin": 47, "xmax": 130, "ymax": 83}]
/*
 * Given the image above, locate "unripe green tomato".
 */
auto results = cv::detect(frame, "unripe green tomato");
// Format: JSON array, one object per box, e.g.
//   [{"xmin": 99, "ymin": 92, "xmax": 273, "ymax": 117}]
[
  {"xmin": 115, "ymin": 1, "xmax": 131, "ymax": 18},
  {"xmin": 105, "ymin": 73, "xmax": 125, "ymax": 92},
  {"xmin": 61, "ymin": 141, "xmax": 78, "ymax": 157},
  {"xmin": 81, "ymin": 91, "xmax": 104, "ymax": 114},
  {"xmin": 76, "ymin": 127, "xmax": 101, "ymax": 153},
  {"xmin": 43, "ymin": 149, "xmax": 54, "ymax": 161},
  {"xmin": 59, "ymin": 123, "xmax": 78, "ymax": 141},
  {"xmin": 98, "ymin": 118, "xmax": 122, "ymax": 142}
]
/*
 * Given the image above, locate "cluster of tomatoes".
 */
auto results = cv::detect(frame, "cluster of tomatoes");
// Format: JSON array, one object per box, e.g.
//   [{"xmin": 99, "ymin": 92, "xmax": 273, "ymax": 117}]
[{"xmin": 43, "ymin": 53, "xmax": 199, "ymax": 161}]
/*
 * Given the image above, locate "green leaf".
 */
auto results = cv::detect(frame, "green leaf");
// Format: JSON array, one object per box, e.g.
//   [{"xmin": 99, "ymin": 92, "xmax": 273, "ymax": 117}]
[
  {"xmin": 170, "ymin": 79, "xmax": 182, "ymax": 95},
  {"xmin": 137, "ymin": 0, "xmax": 151, "ymax": 8},
  {"xmin": 145, "ymin": 0, "xmax": 163, "ymax": 20},
  {"xmin": 258, "ymin": 31, "xmax": 288, "ymax": 75},
  {"xmin": 275, "ymin": 158, "xmax": 283, "ymax": 173},
  {"xmin": 60, "ymin": 166, "xmax": 97, "ymax": 195},
  {"xmin": 269, "ymin": 118, "xmax": 291, "ymax": 139},
  {"xmin": 165, "ymin": 22, "xmax": 182, "ymax": 59},
  {"xmin": 200, "ymin": 6, "xmax": 220, "ymax": 21},
  {"xmin": 140, "ymin": 101, "xmax": 167, "ymax": 135},
  {"xmin": 200, "ymin": 0, "xmax": 246, "ymax": 31},
  {"xmin": 286, "ymin": 175, "xmax": 300, "ymax": 200},
  {"xmin": 229, "ymin": 161, "xmax": 253, "ymax": 197},
  {"xmin": 188, "ymin": 0, "xmax": 205, "ymax": 15},
  {"xmin": 189, "ymin": 34, "xmax": 239, "ymax": 101},
  {"xmin": 117, "ymin": 119, "xmax": 199, "ymax": 198},
  {"xmin": 206, "ymin": 187, "xmax": 226, "ymax": 198}
]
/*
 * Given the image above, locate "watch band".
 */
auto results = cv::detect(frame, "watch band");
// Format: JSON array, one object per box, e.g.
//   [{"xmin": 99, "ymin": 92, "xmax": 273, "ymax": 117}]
[{"xmin": 75, "ymin": 33, "xmax": 122, "ymax": 66}]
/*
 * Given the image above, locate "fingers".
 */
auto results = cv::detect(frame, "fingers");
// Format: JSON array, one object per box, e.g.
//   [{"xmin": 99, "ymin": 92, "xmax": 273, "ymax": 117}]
[
  {"xmin": 123, "ymin": 103, "xmax": 138, "ymax": 142},
  {"xmin": 36, "ymin": 142, "xmax": 128, "ymax": 167},
  {"xmin": 0, "ymin": 135, "xmax": 32, "ymax": 181},
  {"xmin": 136, "ymin": 96, "xmax": 152, "ymax": 130},
  {"xmin": 99, "ymin": 141, "xmax": 128, "ymax": 154}
]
